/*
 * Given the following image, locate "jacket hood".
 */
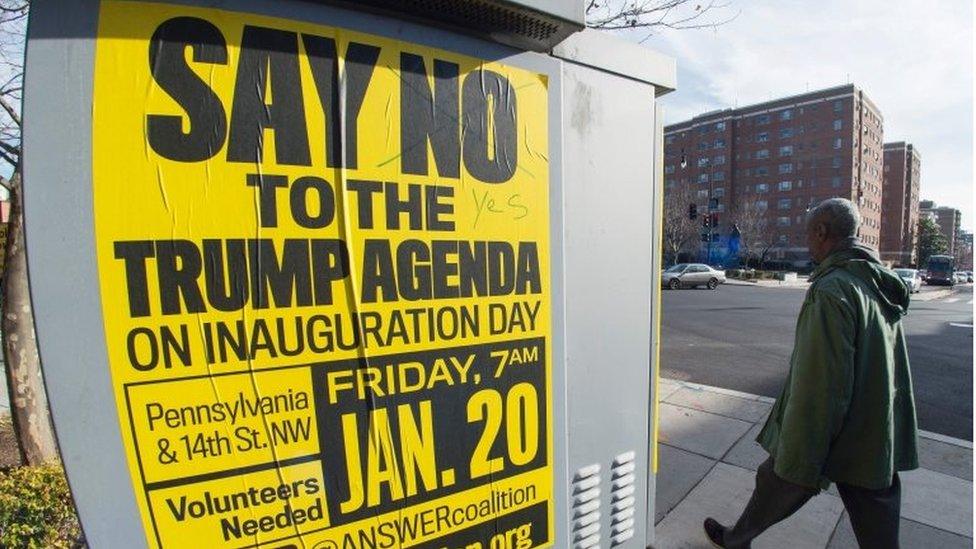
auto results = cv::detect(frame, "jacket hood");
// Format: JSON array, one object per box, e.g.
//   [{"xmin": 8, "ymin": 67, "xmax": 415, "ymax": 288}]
[{"xmin": 810, "ymin": 239, "xmax": 909, "ymax": 316}]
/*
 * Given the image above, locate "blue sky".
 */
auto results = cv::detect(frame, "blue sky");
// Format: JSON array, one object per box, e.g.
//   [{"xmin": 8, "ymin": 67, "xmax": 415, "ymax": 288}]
[{"xmin": 615, "ymin": 0, "xmax": 974, "ymax": 232}]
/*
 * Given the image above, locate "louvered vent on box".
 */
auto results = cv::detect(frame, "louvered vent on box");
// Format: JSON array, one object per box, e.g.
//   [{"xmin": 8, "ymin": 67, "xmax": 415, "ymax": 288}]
[
  {"xmin": 609, "ymin": 451, "xmax": 637, "ymax": 546},
  {"xmin": 318, "ymin": 0, "xmax": 584, "ymax": 51},
  {"xmin": 571, "ymin": 463, "xmax": 601, "ymax": 549}
]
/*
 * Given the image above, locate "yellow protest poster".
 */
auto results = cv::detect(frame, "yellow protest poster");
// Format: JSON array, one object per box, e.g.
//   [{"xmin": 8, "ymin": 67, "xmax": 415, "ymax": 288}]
[{"xmin": 91, "ymin": 1, "xmax": 552, "ymax": 547}]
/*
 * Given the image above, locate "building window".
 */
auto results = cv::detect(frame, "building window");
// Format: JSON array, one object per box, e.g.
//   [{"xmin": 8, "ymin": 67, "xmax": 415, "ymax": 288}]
[
  {"xmin": 713, "ymin": 188, "xmax": 725, "ymax": 198},
  {"xmin": 716, "ymin": 121, "xmax": 726, "ymax": 131},
  {"xmin": 712, "ymin": 171, "xmax": 725, "ymax": 181},
  {"xmin": 778, "ymin": 198, "xmax": 792, "ymax": 209},
  {"xmin": 780, "ymin": 109, "xmax": 793, "ymax": 121},
  {"xmin": 698, "ymin": 125, "xmax": 709, "ymax": 134},
  {"xmin": 698, "ymin": 157, "xmax": 710, "ymax": 167},
  {"xmin": 756, "ymin": 132, "xmax": 769, "ymax": 142},
  {"xmin": 665, "ymin": 180, "xmax": 675, "ymax": 189},
  {"xmin": 833, "ymin": 119, "xmax": 842, "ymax": 130},
  {"xmin": 665, "ymin": 165, "xmax": 675, "ymax": 174},
  {"xmin": 779, "ymin": 234, "xmax": 790, "ymax": 244},
  {"xmin": 756, "ymin": 149, "xmax": 770, "ymax": 159},
  {"xmin": 713, "ymin": 155, "xmax": 726, "ymax": 165},
  {"xmin": 779, "ymin": 145, "xmax": 793, "ymax": 157},
  {"xmin": 778, "ymin": 180, "xmax": 792, "ymax": 191},
  {"xmin": 713, "ymin": 138, "xmax": 726, "ymax": 148},
  {"xmin": 756, "ymin": 183, "xmax": 769, "ymax": 193},
  {"xmin": 796, "ymin": 215, "xmax": 804, "ymax": 225},
  {"xmin": 715, "ymin": 203, "xmax": 726, "ymax": 212},
  {"xmin": 756, "ymin": 166, "xmax": 769, "ymax": 176},
  {"xmin": 831, "ymin": 176, "xmax": 841, "ymax": 188},
  {"xmin": 778, "ymin": 163, "xmax": 793, "ymax": 174},
  {"xmin": 780, "ymin": 127, "xmax": 794, "ymax": 138},
  {"xmin": 757, "ymin": 114, "xmax": 771, "ymax": 125},
  {"xmin": 698, "ymin": 173, "xmax": 709, "ymax": 183},
  {"xmin": 665, "ymin": 135, "xmax": 676, "ymax": 145},
  {"xmin": 699, "ymin": 141, "xmax": 710, "ymax": 151},
  {"xmin": 697, "ymin": 189, "xmax": 709, "ymax": 198},
  {"xmin": 777, "ymin": 216, "xmax": 791, "ymax": 227},
  {"xmin": 755, "ymin": 200, "xmax": 768, "ymax": 210},
  {"xmin": 833, "ymin": 137, "xmax": 842, "ymax": 149},
  {"xmin": 832, "ymin": 157, "xmax": 841, "ymax": 168},
  {"xmin": 834, "ymin": 100, "xmax": 843, "ymax": 112}
]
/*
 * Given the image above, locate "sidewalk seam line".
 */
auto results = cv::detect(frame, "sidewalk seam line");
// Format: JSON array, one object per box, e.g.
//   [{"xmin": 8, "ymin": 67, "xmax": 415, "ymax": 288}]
[{"xmin": 661, "ymin": 400, "xmax": 763, "ymax": 425}]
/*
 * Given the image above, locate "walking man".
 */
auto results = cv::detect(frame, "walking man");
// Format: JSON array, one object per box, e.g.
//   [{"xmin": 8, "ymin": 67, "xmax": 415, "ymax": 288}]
[{"xmin": 704, "ymin": 198, "xmax": 918, "ymax": 548}]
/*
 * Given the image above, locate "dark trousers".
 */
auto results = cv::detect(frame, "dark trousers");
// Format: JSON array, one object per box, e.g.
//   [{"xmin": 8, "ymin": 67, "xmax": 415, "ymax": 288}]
[{"xmin": 722, "ymin": 457, "xmax": 902, "ymax": 548}]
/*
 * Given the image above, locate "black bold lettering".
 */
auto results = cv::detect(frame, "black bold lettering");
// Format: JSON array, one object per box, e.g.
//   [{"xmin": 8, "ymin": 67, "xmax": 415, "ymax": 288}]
[
  {"xmin": 347, "ymin": 179, "xmax": 383, "ymax": 229},
  {"xmin": 301, "ymin": 34, "xmax": 342, "ymax": 168},
  {"xmin": 487, "ymin": 241, "xmax": 515, "ymax": 294},
  {"xmin": 246, "ymin": 173, "xmax": 289, "ymax": 228},
  {"xmin": 400, "ymin": 54, "xmax": 460, "ymax": 178},
  {"xmin": 310, "ymin": 239, "xmax": 349, "ymax": 305},
  {"xmin": 290, "ymin": 176, "xmax": 336, "ymax": 228},
  {"xmin": 249, "ymin": 239, "xmax": 313, "ymax": 309},
  {"xmin": 425, "ymin": 185, "xmax": 454, "ymax": 231},
  {"xmin": 147, "ymin": 17, "xmax": 228, "ymax": 162},
  {"xmin": 114, "ymin": 241, "xmax": 156, "ymax": 318},
  {"xmin": 341, "ymin": 43, "xmax": 381, "ymax": 168},
  {"xmin": 156, "ymin": 240, "xmax": 206, "ymax": 315},
  {"xmin": 462, "ymin": 70, "xmax": 517, "ymax": 183},
  {"xmin": 397, "ymin": 240, "xmax": 431, "ymax": 301},
  {"xmin": 431, "ymin": 240, "xmax": 459, "ymax": 298},
  {"xmin": 361, "ymin": 240, "xmax": 397, "ymax": 303},
  {"xmin": 458, "ymin": 241, "xmax": 487, "ymax": 297},
  {"xmin": 385, "ymin": 182, "xmax": 423, "ymax": 230},
  {"xmin": 228, "ymin": 26, "xmax": 310, "ymax": 166},
  {"xmin": 203, "ymin": 239, "xmax": 248, "ymax": 311},
  {"xmin": 515, "ymin": 242, "xmax": 542, "ymax": 294}
]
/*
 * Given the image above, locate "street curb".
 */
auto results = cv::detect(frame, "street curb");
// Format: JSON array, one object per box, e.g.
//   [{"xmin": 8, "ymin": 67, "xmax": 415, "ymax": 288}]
[
  {"xmin": 918, "ymin": 429, "xmax": 974, "ymax": 449},
  {"xmin": 912, "ymin": 288, "xmax": 956, "ymax": 302},
  {"xmin": 663, "ymin": 379, "xmax": 973, "ymax": 449},
  {"xmin": 666, "ymin": 379, "xmax": 777, "ymax": 405}
]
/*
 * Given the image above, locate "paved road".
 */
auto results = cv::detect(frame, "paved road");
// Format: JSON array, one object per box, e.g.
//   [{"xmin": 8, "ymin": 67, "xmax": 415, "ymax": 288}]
[{"xmin": 661, "ymin": 282, "xmax": 974, "ymax": 440}]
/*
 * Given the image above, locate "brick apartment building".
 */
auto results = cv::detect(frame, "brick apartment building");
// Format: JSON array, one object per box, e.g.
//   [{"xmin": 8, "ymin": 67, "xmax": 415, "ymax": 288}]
[
  {"xmin": 958, "ymin": 232, "xmax": 974, "ymax": 270},
  {"xmin": 880, "ymin": 142, "xmax": 921, "ymax": 266},
  {"xmin": 920, "ymin": 200, "xmax": 963, "ymax": 256},
  {"xmin": 663, "ymin": 84, "xmax": 885, "ymax": 266}
]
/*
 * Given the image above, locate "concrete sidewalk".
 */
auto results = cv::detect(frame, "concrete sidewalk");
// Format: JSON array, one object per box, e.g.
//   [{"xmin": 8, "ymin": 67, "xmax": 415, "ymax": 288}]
[{"xmin": 654, "ymin": 378, "xmax": 973, "ymax": 548}]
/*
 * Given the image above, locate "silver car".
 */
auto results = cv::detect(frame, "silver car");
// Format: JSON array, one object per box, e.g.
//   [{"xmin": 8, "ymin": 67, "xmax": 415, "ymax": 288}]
[
  {"xmin": 662, "ymin": 263, "xmax": 727, "ymax": 290},
  {"xmin": 894, "ymin": 268, "xmax": 921, "ymax": 293}
]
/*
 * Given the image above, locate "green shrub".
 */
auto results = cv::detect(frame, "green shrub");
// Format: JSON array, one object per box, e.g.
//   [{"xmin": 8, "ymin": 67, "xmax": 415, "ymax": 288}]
[{"xmin": 0, "ymin": 462, "xmax": 82, "ymax": 548}]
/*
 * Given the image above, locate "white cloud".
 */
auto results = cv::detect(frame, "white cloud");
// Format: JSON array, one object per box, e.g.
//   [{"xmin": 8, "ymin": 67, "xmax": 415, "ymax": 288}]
[{"xmin": 617, "ymin": 0, "xmax": 974, "ymax": 231}]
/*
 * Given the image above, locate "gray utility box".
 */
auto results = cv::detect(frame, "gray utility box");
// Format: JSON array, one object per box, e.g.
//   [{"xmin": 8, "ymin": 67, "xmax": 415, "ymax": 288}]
[{"xmin": 23, "ymin": 0, "xmax": 674, "ymax": 547}]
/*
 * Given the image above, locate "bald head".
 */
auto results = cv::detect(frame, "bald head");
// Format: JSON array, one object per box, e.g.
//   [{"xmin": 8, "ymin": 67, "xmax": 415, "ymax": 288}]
[{"xmin": 806, "ymin": 198, "xmax": 860, "ymax": 262}]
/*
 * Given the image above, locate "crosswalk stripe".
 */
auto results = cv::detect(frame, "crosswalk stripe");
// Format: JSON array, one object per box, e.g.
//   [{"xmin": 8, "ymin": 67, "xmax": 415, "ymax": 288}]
[{"xmin": 944, "ymin": 298, "xmax": 960, "ymax": 303}]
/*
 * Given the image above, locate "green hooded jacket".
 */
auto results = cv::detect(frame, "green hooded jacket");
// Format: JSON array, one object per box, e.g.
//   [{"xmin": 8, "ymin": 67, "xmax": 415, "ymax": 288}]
[{"xmin": 756, "ymin": 242, "xmax": 919, "ymax": 490}]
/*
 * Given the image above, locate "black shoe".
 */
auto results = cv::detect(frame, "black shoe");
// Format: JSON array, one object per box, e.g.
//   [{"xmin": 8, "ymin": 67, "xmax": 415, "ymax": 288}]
[{"xmin": 703, "ymin": 517, "xmax": 728, "ymax": 548}]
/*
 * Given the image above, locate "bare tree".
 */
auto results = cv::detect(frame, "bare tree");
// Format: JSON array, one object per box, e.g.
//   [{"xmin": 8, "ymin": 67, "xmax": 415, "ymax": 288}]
[
  {"xmin": 662, "ymin": 183, "xmax": 701, "ymax": 266},
  {"xmin": 729, "ymin": 199, "xmax": 772, "ymax": 268},
  {"xmin": 586, "ymin": 0, "xmax": 739, "ymax": 36},
  {"xmin": 0, "ymin": 0, "xmax": 57, "ymax": 465}
]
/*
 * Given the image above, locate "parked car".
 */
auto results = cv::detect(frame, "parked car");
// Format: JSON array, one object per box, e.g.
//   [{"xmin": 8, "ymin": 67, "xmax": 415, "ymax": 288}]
[
  {"xmin": 966, "ymin": 271, "xmax": 973, "ymax": 283},
  {"xmin": 918, "ymin": 269, "xmax": 928, "ymax": 282},
  {"xmin": 953, "ymin": 271, "xmax": 968, "ymax": 284},
  {"xmin": 894, "ymin": 268, "xmax": 922, "ymax": 293},
  {"xmin": 662, "ymin": 263, "xmax": 727, "ymax": 290}
]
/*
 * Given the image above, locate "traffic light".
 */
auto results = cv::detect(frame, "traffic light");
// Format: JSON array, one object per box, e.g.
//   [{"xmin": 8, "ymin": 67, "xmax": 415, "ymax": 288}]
[
  {"xmin": 702, "ymin": 213, "xmax": 711, "ymax": 228},
  {"xmin": 688, "ymin": 203, "xmax": 698, "ymax": 220}
]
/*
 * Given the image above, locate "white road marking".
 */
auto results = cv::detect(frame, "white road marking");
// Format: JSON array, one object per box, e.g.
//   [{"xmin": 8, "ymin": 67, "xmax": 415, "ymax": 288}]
[
  {"xmin": 949, "ymin": 323, "xmax": 973, "ymax": 329},
  {"xmin": 944, "ymin": 298, "xmax": 960, "ymax": 303}
]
